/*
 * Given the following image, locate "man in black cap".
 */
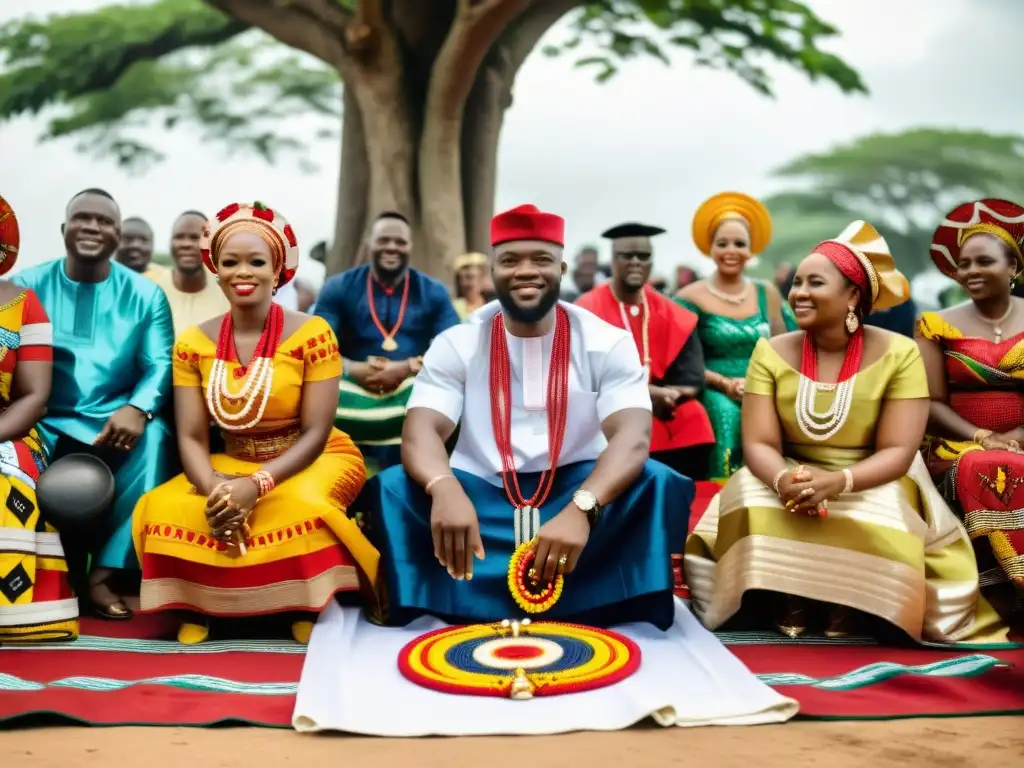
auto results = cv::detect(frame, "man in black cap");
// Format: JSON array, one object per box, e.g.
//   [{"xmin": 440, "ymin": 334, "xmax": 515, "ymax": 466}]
[{"xmin": 578, "ymin": 223, "xmax": 714, "ymax": 480}]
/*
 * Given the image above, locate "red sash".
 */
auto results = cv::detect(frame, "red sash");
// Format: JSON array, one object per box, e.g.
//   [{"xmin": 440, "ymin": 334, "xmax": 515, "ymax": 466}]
[{"xmin": 577, "ymin": 284, "xmax": 714, "ymax": 451}]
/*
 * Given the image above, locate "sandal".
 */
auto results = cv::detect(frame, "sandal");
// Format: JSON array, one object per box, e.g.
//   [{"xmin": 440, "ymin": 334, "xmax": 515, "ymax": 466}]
[
  {"xmin": 774, "ymin": 594, "xmax": 809, "ymax": 638},
  {"xmin": 88, "ymin": 580, "xmax": 133, "ymax": 620}
]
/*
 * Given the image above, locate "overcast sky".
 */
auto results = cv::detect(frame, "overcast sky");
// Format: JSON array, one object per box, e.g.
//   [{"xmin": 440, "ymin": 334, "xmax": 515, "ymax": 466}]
[{"xmin": 2, "ymin": 0, "xmax": 1021, "ymax": 278}]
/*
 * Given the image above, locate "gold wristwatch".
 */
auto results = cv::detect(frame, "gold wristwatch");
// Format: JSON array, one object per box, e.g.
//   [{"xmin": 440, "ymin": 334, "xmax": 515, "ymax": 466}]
[{"xmin": 572, "ymin": 489, "xmax": 601, "ymax": 527}]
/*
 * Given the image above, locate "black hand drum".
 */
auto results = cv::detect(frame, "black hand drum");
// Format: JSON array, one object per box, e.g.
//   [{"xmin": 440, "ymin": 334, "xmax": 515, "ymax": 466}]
[{"xmin": 37, "ymin": 453, "xmax": 115, "ymax": 532}]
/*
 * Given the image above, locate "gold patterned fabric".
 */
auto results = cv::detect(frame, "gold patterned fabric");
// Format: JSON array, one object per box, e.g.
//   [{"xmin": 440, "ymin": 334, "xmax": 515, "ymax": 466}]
[{"xmin": 684, "ymin": 335, "xmax": 1007, "ymax": 644}]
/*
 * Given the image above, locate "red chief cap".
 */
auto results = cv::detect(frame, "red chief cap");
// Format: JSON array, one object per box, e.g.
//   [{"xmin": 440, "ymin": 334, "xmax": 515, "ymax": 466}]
[{"xmin": 491, "ymin": 204, "xmax": 565, "ymax": 247}]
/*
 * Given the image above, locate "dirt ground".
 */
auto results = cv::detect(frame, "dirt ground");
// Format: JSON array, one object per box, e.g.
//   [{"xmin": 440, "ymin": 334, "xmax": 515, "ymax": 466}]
[{"xmin": 2, "ymin": 718, "xmax": 1022, "ymax": 768}]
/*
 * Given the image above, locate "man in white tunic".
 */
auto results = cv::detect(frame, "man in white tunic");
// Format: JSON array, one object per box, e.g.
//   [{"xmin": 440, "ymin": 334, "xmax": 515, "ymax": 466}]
[{"xmin": 357, "ymin": 205, "xmax": 694, "ymax": 629}]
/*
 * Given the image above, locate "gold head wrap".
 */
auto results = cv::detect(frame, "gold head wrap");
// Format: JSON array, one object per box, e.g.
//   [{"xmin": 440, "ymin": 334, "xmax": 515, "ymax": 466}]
[
  {"xmin": 958, "ymin": 223, "xmax": 1024, "ymax": 272},
  {"xmin": 820, "ymin": 221, "xmax": 910, "ymax": 312},
  {"xmin": 691, "ymin": 191, "xmax": 772, "ymax": 256},
  {"xmin": 452, "ymin": 252, "xmax": 488, "ymax": 272}
]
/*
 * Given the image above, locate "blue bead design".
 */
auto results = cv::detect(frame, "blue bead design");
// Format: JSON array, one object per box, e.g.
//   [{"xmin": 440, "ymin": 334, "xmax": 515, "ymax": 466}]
[
  {"xmin": 0, "ymin": 327, "xmax": 20, "ymax": 350},
  {"xmin": 444, "ymin": 635, "xmax": 596, "ymax": 678}
]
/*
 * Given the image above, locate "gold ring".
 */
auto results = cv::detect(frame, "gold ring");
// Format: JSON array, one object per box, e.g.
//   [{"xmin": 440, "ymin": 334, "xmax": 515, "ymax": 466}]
[{"xmin": 557, "ymin": 554, "xmax": 568, "ymax": 571}]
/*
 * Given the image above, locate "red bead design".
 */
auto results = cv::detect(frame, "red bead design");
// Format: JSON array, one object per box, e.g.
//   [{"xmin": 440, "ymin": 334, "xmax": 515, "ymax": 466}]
[
  {"xmin": 489, "ymin": 306, "xmax": 571, "ymax": 511},
  {"xmin": 801, "ymin": 326, "xmax": 864, "ymax": 383},
  {"xmin": 215, "ymin": 203, "xmax": 240, "ymax": 222},
  {"xmin": 283, "ymin": 224, "xmax": 298, "ymax": 247},
  {"xmin": 214, "ymin": 302, "xmax": 286, "ymax": 409}
]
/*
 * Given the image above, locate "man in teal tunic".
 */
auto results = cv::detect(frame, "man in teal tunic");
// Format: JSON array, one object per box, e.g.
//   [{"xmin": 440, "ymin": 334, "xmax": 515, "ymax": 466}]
[{"xmin": 13, "ymin": 188, "xmax": 176, "ymax": 619}]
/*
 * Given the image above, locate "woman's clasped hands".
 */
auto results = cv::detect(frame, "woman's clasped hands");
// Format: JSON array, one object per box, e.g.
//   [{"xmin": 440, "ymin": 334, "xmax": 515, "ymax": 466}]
[
  {"xmin": 776, "ymin": 465, "xmax": 846, "ymax": 517},
  {"xmin": 205, "ymin": 477, "xmax": 259, "ymax": 547}
]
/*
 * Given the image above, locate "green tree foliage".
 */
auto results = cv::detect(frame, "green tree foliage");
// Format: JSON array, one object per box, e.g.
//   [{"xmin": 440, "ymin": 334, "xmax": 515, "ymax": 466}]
[
  {"xmin": 1, "ymin": 0, "xmax": 866, "ymax": 274},
  {"xmin": 760, "ymin": 128, "xmax": 1024, "ymax": 277}
]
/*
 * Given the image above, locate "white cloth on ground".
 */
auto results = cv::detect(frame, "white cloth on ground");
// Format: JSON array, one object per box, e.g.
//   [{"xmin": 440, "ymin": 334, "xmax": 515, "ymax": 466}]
[{"xmin": 292, "ymin": 598, "xmax": 798, "ymax": 735}]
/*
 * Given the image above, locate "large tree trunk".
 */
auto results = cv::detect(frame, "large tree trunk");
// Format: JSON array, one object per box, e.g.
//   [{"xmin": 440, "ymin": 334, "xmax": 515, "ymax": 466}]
[
  {"xmin": 248, "ymin": 0, "xmax": 586, "ymax": 279},
  {"xmin": 330, "ymin": 86, "xmax": 369, "ymax": 274},
  {"xmin": 461, "ymin": 59, "xmax": 512, "ymax": 253}
]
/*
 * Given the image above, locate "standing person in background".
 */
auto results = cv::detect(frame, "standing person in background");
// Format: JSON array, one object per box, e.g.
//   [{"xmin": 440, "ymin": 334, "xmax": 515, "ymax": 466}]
[
  {"xmin": 316, "ymin": 212, "xmax": 460, "ymax": 472},
  {"xmin": 578, "ymin": 223, "xmax": 713, "ymax": 480},
  {"xmin": 570, "ymin": 246, "xmax": 599, "ymax": 298},
  {"xmin": 12, "ymin": 189, "xmax": 176, "ymax": 620},
  {"xmin": 452, "ymin": 252, "xmax": 488, "ymax": 321},
  {"xmin": 117, "ymin": 217, "xmax": 165, "ymax": 280},
  {"xmin": 147, "ymin": 210, "xmax": 229, "ymax": 335},
  {"xmin": 676, "ymin": 192, "xmax": 796, "ymax": 480}
]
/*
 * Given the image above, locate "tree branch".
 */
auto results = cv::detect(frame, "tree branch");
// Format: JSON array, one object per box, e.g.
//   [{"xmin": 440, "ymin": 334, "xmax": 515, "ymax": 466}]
[
  {"xmin": 205, "ymin": 0, "xmax": 347, "ymax": 67},
  {"xmin": 427, "ymin": 0, "xmax": 532, "ymax": 123},
  {"xmin": 503, "ymin": 0, "xmax": 581, "ymax": 75}
]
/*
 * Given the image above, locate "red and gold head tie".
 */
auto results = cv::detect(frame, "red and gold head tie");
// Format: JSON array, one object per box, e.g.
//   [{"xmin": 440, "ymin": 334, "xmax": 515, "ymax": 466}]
[
  {"xmin": 200, "ymin": 201, "xmax": 300, "ymax": 287},
  {"xmin": 0, "ymin": 194, "xmax": 20, "ymax": 277},
  {"xmin": 958, "ymin": 222, "xmax": 1024, "ymax": 274},
  {"xmin": 813, "ymin": 240, "xmax": 877, "ymax": 314}
]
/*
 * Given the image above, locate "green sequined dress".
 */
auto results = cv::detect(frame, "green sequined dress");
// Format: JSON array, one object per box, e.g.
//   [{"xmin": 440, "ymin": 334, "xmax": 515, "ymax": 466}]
[{"xmin": 676, "ymin": 280, "xmax": 796, "ymax": 480}]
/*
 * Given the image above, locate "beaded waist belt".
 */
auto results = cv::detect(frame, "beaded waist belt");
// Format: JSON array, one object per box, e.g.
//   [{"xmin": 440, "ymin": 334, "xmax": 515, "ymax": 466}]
[{"xmin": 223, "ymin": 427, "xmax": 301, "ymax": 462}]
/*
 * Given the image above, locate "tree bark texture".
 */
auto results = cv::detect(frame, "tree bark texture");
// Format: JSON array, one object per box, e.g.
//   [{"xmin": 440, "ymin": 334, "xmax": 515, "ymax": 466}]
[{"xmin": 215, "ymin": 0, "xmax": 582, "ymax": 278}]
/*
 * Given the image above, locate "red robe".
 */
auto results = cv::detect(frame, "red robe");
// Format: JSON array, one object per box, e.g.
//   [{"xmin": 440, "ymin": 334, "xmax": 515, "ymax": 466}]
[{"xmin": 576, "ymin": 284, "xmax": 714, "ymax": 452}]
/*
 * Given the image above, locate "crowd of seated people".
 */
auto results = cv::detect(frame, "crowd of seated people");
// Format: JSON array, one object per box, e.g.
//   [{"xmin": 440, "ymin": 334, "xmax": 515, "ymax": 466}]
[{"xmin": 0, "ymin": 188, "xmax": 1020, "ymax": 649}]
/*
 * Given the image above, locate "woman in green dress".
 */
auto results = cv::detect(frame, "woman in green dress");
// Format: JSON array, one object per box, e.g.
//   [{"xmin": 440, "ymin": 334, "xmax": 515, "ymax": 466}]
[
  {"xmin": 676, "ymin": 192, "xmax": 796, "ymax": 481},
  {"xmin": 685, "ymin": 221, "xmax": 1007, "ymax": 644}
]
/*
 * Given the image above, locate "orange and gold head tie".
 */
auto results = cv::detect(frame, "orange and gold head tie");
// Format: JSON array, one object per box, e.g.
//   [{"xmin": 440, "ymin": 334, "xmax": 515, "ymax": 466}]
[
  {"xmin": 211, "ymin": 218, "xmax": 287, "ymax": 274},
  {"xmin": 958, "ymin": 222, "xmax": 1024, "ymax": 272}
]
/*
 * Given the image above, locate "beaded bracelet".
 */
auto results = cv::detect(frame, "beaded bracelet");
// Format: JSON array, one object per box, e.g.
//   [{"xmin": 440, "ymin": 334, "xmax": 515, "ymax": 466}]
[{"xmin": 250, "ymin": 469, "xmax": 276, "ymax": 498}]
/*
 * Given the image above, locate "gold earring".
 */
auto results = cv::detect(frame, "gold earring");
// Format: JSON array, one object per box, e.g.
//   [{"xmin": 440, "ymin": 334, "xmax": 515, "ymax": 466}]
[{"xmin": 845, "ymin": 307, "xmax": 859, "ymax": 335}]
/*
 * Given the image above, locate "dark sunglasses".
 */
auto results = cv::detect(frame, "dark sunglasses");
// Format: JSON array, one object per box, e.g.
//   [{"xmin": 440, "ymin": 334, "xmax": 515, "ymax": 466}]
[{"xmin": 615, "ymin": 251, "xmax": 652, "ymax": 263}]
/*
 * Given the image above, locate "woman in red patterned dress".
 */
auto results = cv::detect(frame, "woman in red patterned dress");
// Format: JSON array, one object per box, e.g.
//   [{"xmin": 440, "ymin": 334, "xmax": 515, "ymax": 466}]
[
  {"xmin": 917, "ymin": 198, "xmax": 1024, "ymax": 625},
  {"xmin": 0, "ymin": 194, "xmax": 76, "ymax": 642}
]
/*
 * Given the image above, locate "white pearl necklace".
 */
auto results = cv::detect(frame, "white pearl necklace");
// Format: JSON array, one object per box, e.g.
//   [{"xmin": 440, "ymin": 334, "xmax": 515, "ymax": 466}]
[
  {"xmin": 206, "ymin": 355, "xmax": 275, "ymax": 432},
  {"xmin": 795, "ymin": 372, "xmax": 856, "ymax": 442}
]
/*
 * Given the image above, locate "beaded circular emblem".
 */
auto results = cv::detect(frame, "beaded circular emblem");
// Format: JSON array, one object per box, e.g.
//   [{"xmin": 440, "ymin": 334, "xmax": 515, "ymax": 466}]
[
  {"xmin": 507, "ymin": 540, "xmax": 564, "ymax": 614},
  {"xmin": 398, "ymin": 619, "xmax": 641, "ymax": 700}
]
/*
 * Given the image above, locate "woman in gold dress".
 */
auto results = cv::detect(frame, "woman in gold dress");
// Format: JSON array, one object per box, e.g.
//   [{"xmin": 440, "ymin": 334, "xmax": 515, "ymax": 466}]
[
  {"xmin": 133, "ymin": 202, "xmax": 378, "ymax": 645},
  {"xmin": 685, "ymin": 221, "xmax": 999, "ymax": 644}
]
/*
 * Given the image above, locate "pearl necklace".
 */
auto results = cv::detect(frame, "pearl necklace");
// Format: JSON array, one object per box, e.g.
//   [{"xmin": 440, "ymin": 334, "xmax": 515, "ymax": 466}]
[
  {"xmin": 795, "ymin": 329, "xmax": 863, "ymax": 442},
  {"xmin": 795, "ymin": 373, "xmax": 857, "ymax": 441}
]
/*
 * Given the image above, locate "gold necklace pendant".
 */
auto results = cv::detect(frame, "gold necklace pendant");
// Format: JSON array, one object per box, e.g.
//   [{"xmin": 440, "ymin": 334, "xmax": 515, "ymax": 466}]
[{"xmin": 381, "ymin": 336, "xmax": 399, "ymax": 352}]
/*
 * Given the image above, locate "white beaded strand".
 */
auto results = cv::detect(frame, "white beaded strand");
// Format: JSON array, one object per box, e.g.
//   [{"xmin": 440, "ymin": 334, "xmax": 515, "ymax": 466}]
[
  {"xmin": 206, "ymin": 355, "xmax": 275, "ymax": 432},
  {"xmin": 795, "ymin": 372, "xmax": 856, "ymax": 442}
]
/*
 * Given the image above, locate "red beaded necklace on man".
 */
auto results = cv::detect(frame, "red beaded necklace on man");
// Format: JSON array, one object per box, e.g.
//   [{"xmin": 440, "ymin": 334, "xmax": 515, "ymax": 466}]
[{"xmin": 489, "ymin": 305, "xmax": 571, "ymax": 513}]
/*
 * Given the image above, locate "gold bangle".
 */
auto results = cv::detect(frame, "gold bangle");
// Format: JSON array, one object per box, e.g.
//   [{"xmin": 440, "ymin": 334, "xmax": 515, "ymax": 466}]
[
  {"xmin": 842, "ymin": 468, "xmax": 854, "ymax": 494},
  {"xmin": 772, "ymin": 468, "xmax": 788, "ymax": 495},
  {"xmin": 425, "ymin": 473, "xmax": 455, "ymax": 495}
]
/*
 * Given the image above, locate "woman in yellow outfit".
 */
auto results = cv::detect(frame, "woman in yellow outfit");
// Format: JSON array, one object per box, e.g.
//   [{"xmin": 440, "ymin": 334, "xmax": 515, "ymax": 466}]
[
  {"xmin": 685, "ymin": 221, "xmax": 1006, "ymax": 644},
  {"xmin": 133, "ymin": 201, "xmax": 377, "ymax": 645}
]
